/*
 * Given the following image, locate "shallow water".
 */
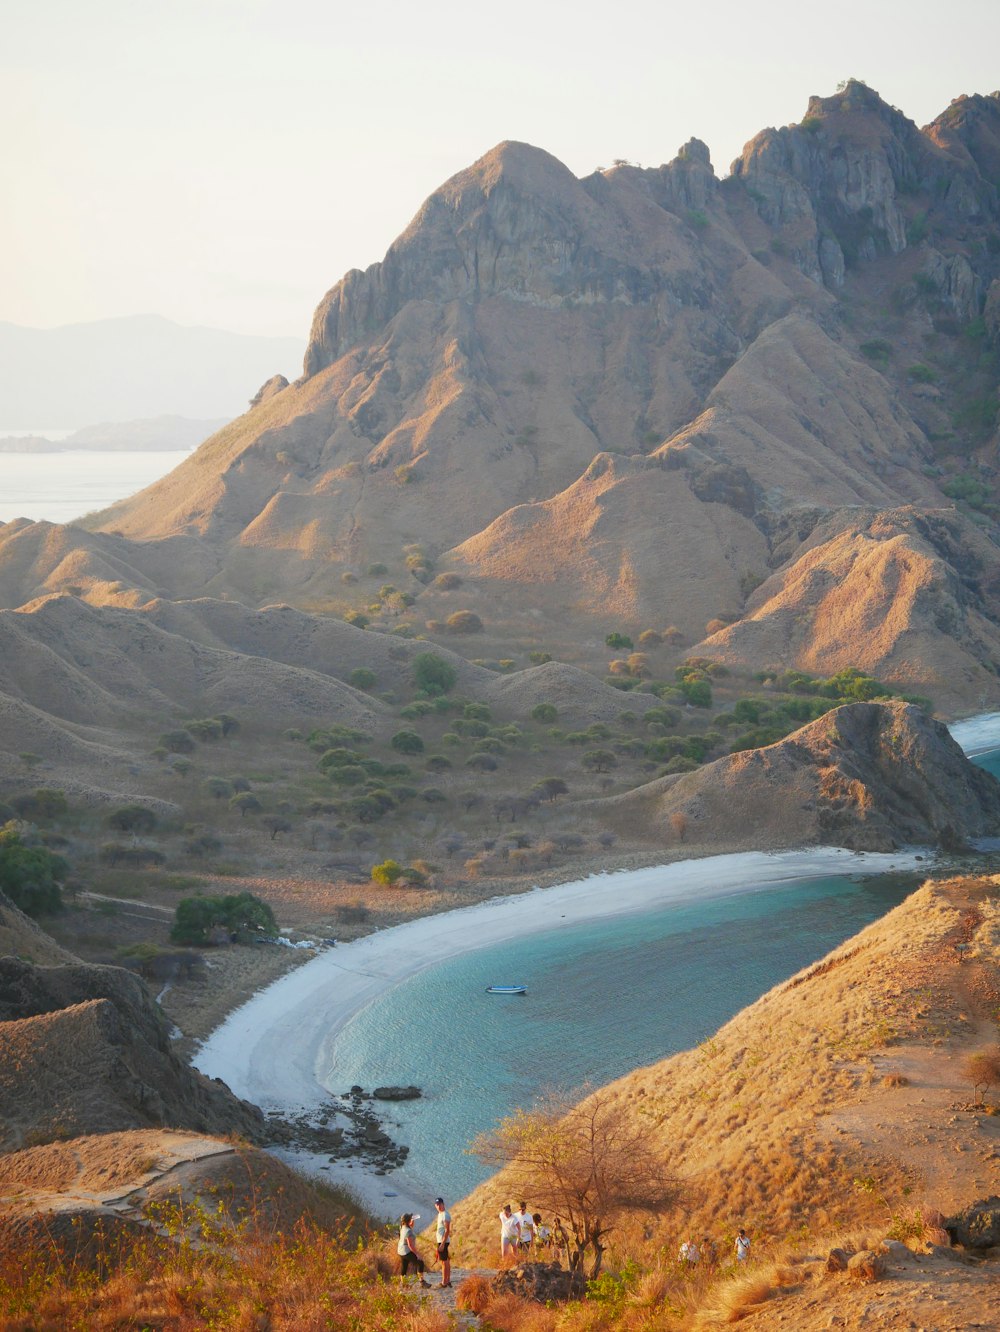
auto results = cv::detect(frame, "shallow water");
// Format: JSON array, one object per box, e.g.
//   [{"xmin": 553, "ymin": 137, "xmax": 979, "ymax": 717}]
[{"xmin": 322, "ymin": 870, "xmax": 922, "ymax": 1200}]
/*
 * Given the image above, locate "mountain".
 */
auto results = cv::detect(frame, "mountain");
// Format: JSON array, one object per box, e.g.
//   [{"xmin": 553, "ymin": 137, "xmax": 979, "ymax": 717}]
[
  {"xmin": 0, "ymin": 84, "xmax": 995, "ymax": 706},
  {"xmin": 0, "ymin": 316, "xmax": 304, "ymax": 427}
]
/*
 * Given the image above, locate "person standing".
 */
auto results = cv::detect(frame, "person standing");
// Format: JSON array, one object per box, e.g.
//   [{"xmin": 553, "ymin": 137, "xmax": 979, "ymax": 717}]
[
  {"xmin": 397, "ymin": 1213, "xmax": 430, "ymax": 1288},
  {"xmin": 498, "ymin": 1203, "xmax": 520, "ymax": 1259},
  {"xmin": 515, "ymin": 1202, "xmax": 534, "ymax": 1252},
  {"xmin": 735, "ymin": 1228, "xmax": 751, "ymax": 1263},
  {"xmin": 433, "ymin": 1196, "xmax": 452, "ymax": 1288}
]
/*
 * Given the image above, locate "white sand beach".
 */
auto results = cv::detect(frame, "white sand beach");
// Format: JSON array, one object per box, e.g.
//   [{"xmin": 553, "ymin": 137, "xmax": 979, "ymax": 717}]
[{"xmin": 194, "ymin": 845, "xmax": 928, "ymax": 1218}]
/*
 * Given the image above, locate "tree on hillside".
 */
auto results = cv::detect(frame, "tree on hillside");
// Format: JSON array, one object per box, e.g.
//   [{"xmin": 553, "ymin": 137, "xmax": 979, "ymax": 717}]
[
  {"xmin": 962, "ymin": 1049, "xmax": 1000, "ymax": 1106},
  {"xmin": 230, "ymin": 791, "xmax": 263, "ymax": 818},
  {"xmin": 107, "ymin": 804, "xmax": 158, "ymax": 834},
  {"xmin": 473, "ymin": 1089, "xmax": 679, "ymax": 1278},
  {"xmin": 0, "ymin": 823, "xmax": 68, "ymax": 917},
  {"xmin": 412, "ymin": 652, "xmax": 457, "ymax": 696},
  {"xmin": 170, "ymin": 891, "xmax": 277, "ymax": 945}
]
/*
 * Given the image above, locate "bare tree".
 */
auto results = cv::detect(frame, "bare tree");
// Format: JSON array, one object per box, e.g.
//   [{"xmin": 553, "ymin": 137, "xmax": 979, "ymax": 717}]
[
  {"xmin": 472, "ymin": 1089, "xmax": 679, "ymax": 1278},
  {"xmin": 962, "ymin": 1049, "xmax": 1000, "ymax": 1105}
]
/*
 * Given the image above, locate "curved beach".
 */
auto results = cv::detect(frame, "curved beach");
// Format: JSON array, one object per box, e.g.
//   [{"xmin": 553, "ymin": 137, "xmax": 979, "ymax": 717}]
[{"xmin": 194, "ymin": 846, "xmax": 926, "ymax": 1213}]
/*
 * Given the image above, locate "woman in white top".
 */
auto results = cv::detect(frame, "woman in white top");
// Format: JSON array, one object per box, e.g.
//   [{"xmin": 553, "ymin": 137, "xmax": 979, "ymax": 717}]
[{"xmin": 397, "ymin": 1213, "xmax": 430, "ymax": 1287}]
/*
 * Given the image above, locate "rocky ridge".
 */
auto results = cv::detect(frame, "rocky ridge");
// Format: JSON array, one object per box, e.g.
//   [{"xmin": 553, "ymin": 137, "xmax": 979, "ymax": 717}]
[{"xmin": 0, "ymin": 85, "xmax": 996, "ymax": 704}]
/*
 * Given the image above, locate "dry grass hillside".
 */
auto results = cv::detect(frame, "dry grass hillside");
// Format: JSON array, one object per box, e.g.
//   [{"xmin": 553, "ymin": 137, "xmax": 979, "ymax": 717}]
[{"xmin": 453, "ymin": 873, "xmax": 1000, "ymax": 1323}]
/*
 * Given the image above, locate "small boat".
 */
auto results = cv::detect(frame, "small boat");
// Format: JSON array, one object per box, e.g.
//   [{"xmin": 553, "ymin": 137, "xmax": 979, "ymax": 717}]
[{"xmin": 485, "ymin": 984, "xmax": 527, "ymax": 995}]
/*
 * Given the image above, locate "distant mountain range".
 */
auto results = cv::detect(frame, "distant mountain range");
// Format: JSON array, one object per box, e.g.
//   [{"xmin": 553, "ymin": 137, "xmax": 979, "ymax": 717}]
[
  {"xmin": 0, "ymin": 315, "xmax": 305, "ymax": 427},
  {"xmin": 0, "ymin": 416, "xmax": 230, "ymax": 453}
]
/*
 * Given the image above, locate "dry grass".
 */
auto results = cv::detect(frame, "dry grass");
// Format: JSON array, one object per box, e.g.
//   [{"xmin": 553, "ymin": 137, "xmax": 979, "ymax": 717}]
[
  {"xmin": 479, "ymin": 1291, "xmax": 556, "ymax": 1332},
  {"xmin": 693, "ymin": 1263, "xmax": 799, "ymax": 1325},
  {"xmin": 454, "ymin": 1272, "xmax": 492, "ymax": 1313},
  {"xmin": 0, "ymin": 1199, "xmax": 444, "ymax": 1332}
]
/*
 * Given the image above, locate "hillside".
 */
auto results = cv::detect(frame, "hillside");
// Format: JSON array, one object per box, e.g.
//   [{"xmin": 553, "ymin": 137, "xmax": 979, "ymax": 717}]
[{"xmin": 0, "ymin": 84, "xmax": 995, "ymax": 703}]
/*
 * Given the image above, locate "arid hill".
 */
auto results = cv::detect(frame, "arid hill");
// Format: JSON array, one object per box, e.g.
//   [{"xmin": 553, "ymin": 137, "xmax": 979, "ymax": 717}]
[
  {"xmin": 0, "ymin": 83, "xmax": 997, "ymax": 704},
  {"xmin": 0, "ymin": 937, "xmax": 265, "ymax": 1151},
  {"xmin": 596, "ymin": 699, "xmax": 1000, "ymax": 852}
]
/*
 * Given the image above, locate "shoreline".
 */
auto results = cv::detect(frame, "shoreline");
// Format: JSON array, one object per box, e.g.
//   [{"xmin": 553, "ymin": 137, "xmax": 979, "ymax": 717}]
[{"xmin": 194, "ymin": 845, "xmax": 929, "ymax": 1219}]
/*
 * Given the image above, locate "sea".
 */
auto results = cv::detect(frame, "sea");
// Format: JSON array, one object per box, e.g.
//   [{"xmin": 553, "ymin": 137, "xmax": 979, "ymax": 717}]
[
  {"xmin": 324, "ymin": 746, "xmax": 1000, "ymax": 1201},
  {"xmin": 0, "ymin": 436, "xmax": 186, "ymax": 525}
]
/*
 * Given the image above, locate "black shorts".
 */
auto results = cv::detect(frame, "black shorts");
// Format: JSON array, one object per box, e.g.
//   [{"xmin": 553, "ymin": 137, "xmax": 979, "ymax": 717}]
[
  {"xmin": 400, "ymin": 1252, "xmax": 425, "ymax": 1276},
  {"xmin": 436, "ymin": 1241, "xmax": 450, "ymax": 1261}
]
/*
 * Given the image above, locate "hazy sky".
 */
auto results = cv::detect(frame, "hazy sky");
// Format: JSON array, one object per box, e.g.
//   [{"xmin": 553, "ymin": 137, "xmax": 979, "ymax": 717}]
[{"xmin": 4, "ymin": 0, "xmax": 999, "ymax": 339}]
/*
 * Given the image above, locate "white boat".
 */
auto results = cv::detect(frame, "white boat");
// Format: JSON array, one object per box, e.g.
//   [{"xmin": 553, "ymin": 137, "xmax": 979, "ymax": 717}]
[{"xmin": 485, "ymin": 984, "xmax": 527, "ymax": 995}]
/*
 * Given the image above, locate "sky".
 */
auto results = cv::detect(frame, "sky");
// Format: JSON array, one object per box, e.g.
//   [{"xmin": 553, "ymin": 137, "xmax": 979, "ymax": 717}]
[{"xmin": 4, "ymin": 0, "xmax": 1000, "ymax": 340}]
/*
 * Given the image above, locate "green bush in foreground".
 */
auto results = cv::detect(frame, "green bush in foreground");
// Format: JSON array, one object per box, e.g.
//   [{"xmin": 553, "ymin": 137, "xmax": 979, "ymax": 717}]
[{"xmin": 170, "ymin": 891, "xmax": 277, "ymax": 945}]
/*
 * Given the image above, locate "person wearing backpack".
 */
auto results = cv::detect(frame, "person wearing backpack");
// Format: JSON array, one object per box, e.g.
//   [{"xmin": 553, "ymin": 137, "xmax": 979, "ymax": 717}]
[{"xmin": 735, "ymin": 1228, "xmax": 751, "ymax": 1262}]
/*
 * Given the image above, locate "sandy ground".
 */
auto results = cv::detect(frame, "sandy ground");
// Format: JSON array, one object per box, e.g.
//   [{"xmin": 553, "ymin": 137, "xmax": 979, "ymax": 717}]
[{"xmin": 193, "ymin": 846, "xmax": 927, "ymax": 1219}]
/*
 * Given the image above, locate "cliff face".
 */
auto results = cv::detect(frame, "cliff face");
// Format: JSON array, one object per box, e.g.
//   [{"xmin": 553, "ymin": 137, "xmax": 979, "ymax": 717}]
[
  {"xmin": 0, "ymin": 84, "xmax": 998, "ymax": 705},
  {"xmin": 600, "ymin": 700, "xmax": 1000, "ymax": 852},
  {"xmin": 0, "ymin": 950, "xmax": 265, "ymax": 1150}
]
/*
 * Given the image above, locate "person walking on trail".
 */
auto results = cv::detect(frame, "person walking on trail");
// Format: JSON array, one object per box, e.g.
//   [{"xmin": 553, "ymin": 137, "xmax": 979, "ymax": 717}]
[
  {"xmin": 515, "ymin": 1202, "xmax": 534, "ymax": 1252},
  {"xmin": 499, "ymin": 1203, "xmax": 521, "ymax": 1259},
  {"xmin": 735, "ymin": 1228, "xmax": 751, "ymax": 1263},
  {"xmin": 679, "ymin": 1239, "xmax": 700, "ymax": 1264},
  {"xmin": 397, "ymin": 1213, "xmax": 430, "ymax": 1288},
  {"xmin": 553, "ymin": 1215, "xmax": 570, "ymax": 1262},
  {"xmin": 533, "ymin": 1213, "xmax": 549, "ymax": 1250},
  {"xmin": 433, "ymin": 1196, "xmax": 452, "ymax": 1288}
]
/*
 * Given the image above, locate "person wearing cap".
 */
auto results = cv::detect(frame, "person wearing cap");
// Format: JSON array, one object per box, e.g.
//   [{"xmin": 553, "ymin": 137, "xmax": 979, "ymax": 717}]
[{"xmin": 433, "ymin": 1196, "xmax": 452, "ymax": 1288}]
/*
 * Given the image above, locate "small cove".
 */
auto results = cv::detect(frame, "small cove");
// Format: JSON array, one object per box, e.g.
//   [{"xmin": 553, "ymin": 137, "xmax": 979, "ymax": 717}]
[
  {"xmin": 321, "ymin": 869, "xmax": 924, "ymax": 1200},
  {"xmin": 321, "ymin": 743, "xmax": 1000, "ymax": 1201}
]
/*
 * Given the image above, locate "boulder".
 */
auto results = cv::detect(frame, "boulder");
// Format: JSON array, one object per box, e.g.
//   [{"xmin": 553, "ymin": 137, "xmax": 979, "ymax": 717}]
[
  {"xmin": 847, "ymin": 1249, "xmax": 886, "ymax": 1281},
  {"xmin": 946, "ymin": 1196, "xmax": 1000, "ymax": 1249},
  {"xmin": 372, "ymin": 1085, "xmax": 422, "ymax": 1101}
]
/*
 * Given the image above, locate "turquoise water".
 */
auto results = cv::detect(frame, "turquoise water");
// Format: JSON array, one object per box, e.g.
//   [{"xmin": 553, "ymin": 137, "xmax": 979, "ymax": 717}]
[{"xmin": 323, "ymin": 871, "xmax": 921, "ymax": 1199}]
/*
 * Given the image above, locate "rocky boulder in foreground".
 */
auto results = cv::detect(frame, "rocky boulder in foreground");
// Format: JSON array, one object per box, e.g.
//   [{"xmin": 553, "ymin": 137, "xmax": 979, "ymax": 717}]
[{"xmin": 600, "ymin": 700, "xmax": 1000, "ymax": 852}]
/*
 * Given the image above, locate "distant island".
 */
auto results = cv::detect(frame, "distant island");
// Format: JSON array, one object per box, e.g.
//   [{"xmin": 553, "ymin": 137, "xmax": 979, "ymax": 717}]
[{"xmin": 0, "ymin": 415, "xmax": 230, "ymax": 453}]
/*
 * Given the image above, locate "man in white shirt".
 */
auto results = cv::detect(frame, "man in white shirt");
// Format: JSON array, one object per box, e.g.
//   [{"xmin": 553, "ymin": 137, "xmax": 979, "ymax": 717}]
[
  {"xmin": 515, "ymin": 1202, "xmax": 534, "ymax": 1252},
  {"xmin": 433, "ymin": 1196, "xmax": 452, "ymax": 1288},
  {"xmin": 498, "ymin": 1203, "xmax": 520, "ymax": 1259}
]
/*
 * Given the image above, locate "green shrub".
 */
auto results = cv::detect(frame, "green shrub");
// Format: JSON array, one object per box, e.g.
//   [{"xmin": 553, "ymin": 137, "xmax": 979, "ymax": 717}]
[
  {"xmin": 859, "ymin": 338, "xmax": 892, "ymax": 364},
  {"xmin": 390, "ymin": 730, "xmax": 425, "ymax": 754},
  {"xmin": 0, "ymin": 824, "xmax": 67, "ymax": 916},
  {"xmin": 349, "ymin": 667, "xmax": 377, "ymax": 690},
  {"xmin": 412, "ymin": 652, "xmax": 458, "ymax": 696},
  {"xmin": 170, "ymin": 891, "xmax": 277, "ymax": 944}
]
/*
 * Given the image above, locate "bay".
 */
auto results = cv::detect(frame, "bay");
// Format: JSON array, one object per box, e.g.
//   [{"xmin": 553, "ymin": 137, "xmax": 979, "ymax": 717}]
[
  {"xmin": 322, "ymin": 869, "xmax": 922, "ymax": 1200},
  {"xmin": 0, "ymin": 449, "xmax": 186, "ymax": 524}
]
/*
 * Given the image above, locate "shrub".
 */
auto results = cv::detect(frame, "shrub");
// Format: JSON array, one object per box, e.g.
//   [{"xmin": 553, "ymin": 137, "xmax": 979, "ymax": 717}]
[
  {"xmin": 107, "ymin": 804, "xmax": 158, "ymax": 834},
  {"xmin": 0, "ymin": 823, "xmax": 67, "ymax": 916},
  {"xmin": 370, "ymin": 859, "xmax": 404, "ymax": 886},
  {"xmin": 907, "ymin": 362, "xmax": 936, "ymax": 382},
  {"xmin": 433, "ymin": 572, "xmax": 462, "ymax": 590},
  {"xmin": 349, "ymin": 667, "xmax": 377, "ymax": 690},
  {"xmin": 446, "ymin": 610, "xmax": 483, "ymax": 634},
  {"xmin": 171, "ymin": 891, "xmax": 277, "ymax": 944},
  {"xmin": 160, "ymin": 729, "xmax": 196, "ymax": 754},
  {"xmin": 860, "ymin": 338, "xmax": 892, "ymax": 364},
  {"xmin": 412, "ymin": 652, "xmax": 458, "ymax": 696},
  {"xmin": 12, "ymin": 788, "xmax": 69, "ymax": 821},
  {"xmin": 528, "ymin": 651, "xmax": 552, "ymax": 664},
  {"xmin": 390, "ymin": 729, "xmax": 425, "ymax": 754},
  {"xmin": 344, "ymin": 611, "xmax": 369, "ymax": 628},
  {"xmin": 605, "ymin": 631, "xmax": 633, "ymax": 649}
]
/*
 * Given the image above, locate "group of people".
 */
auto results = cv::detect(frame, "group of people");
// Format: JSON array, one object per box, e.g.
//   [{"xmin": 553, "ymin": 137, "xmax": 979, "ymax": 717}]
[
  {"xmin": 498, "ymin": 1201, "xmax": 565, "ymax": 1259},
  {"xmin": 396, "ymin": 1197, "xmax": 453, "ymax": 1289},
  {"xmin": 678, "ymin": 1228, "xmax": 751, "ymax": 1266},
  {"xmin": 397, "ymin": 1198, "xmax": 753, "ymax": 1289}
]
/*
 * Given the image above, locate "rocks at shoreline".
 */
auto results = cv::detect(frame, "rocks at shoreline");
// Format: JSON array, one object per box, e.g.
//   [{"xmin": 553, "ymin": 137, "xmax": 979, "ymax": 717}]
[{"xmin": 266, "ymin": 1084, "xmax": 418, "ymax": 1175}]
